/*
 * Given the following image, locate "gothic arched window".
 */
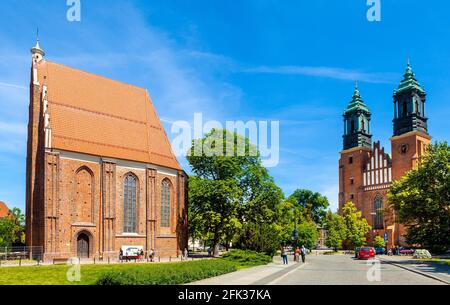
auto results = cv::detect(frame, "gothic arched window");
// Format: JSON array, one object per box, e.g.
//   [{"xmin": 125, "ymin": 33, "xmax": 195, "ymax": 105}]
[
  {"xmin": 161, "ymin": 180, "xmax": 171, "ymax": 228},
  {"xmin": 374, "ymin": 196, "xmax": 383, "ymax": 230},
  {"xmin": 123, "ymin": 174, "xmax": 137, "ymax": 233}
]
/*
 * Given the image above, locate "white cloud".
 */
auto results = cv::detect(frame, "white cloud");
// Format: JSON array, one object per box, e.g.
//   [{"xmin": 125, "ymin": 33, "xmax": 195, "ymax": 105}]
[
  {"xmin": 241, "ymin": 65, "xmax": 398, "ymax": 84},
  {"xmin": 0, "ymin": 82, "xmax": 27, "ymax": 90}
]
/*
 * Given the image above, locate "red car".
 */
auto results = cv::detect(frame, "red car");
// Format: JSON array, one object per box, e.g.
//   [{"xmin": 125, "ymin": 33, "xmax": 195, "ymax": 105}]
[{"xmin": 358, "ymin": 247, "xmax": 376, "ymax": 260}]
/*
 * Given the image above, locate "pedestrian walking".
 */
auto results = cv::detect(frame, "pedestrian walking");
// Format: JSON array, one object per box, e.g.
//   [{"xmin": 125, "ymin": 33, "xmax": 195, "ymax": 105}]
[
  {"xmin": 300, "ymin": 245, "xmax": 306, "ymax": 263},
  {"xmin": 281, "ymin": 246, "xmax": 288, "ymax": 265},
  {"xmin": 149, "ymin": 249, "xmax": 155, "ymax": 262},
  {"xmin": 294, "ymin": 247, "xmax": 300, "ymax": 263}
]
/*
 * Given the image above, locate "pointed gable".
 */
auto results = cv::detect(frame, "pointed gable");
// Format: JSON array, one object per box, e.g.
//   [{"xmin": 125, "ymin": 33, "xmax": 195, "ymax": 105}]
[{"xmin": 36, "ymin": 60, "xmax": 181, "ymax": 170}]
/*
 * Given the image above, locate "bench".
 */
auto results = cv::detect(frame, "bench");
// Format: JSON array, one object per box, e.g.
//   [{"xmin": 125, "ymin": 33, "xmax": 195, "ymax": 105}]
[{"xmin": 53, "ymin": 258, "xmax": 70, "ymax": 265}]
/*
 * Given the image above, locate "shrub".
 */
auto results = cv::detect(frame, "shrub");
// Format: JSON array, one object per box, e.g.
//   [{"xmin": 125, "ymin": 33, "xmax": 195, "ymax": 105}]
[
  {"xmin": 413, "ymin": 249, "xmax": 432, "ymax": 259},
  {"xmin": 221, "ymin": 249, "xmax": 272, "ymax": 267},
  {"xmin": 97, "ymin": 259, "xmax": 236, "ymax": 285}
]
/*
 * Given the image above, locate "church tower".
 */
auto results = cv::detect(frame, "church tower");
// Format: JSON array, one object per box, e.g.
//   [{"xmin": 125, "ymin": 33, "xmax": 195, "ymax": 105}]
[
  {"xmin": 339, "ymin": 85, "xmax": 372, "ymax": 212},
  {"xmin": 343, "ymin": 84, "xmax": 373, "ymax": 150},
  {"xmin": 391, "ymin": 62, "xmax": 432, "ymax": 181}
]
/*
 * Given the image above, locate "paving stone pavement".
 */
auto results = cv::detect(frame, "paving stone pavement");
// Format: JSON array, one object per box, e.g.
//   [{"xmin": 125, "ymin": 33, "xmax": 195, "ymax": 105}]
[{"xmin": 191, "ymin": 254, "xmax": 448, "ymax": 285}]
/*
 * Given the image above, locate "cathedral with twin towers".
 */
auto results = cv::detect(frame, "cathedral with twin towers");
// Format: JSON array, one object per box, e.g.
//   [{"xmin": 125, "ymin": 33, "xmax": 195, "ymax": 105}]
[{"xmin": 339, "ymin": 62, "xmax": 431, "ymax": 248}]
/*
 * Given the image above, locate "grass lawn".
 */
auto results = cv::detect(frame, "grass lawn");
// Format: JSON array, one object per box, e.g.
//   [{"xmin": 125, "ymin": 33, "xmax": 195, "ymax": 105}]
[
  {"xmin": 421, "ymin": 258, "xmax": 450, "ymax": 266},
  {"xmin": 0, "ymin": 250, "xmax": 272, "ymax": 285},
  {"xmin": 0, "ymin": 262, "xmax": 152, "ymax": 285}
]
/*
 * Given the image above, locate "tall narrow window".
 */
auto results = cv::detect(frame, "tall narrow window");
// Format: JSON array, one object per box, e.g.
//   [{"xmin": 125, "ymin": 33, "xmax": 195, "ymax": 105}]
[
  {"xmin": 350, "ymin": 120, "xmax": 355, "ymax": 133},
  {"xmin": 161, "ymin": 180, "xmax": 171, "ymax": 228},
  {"xmin": 123, "ymin": 174, "xmax": 137, "ymax": 233},
  {"xmin": 374, "ymin": 196, "xmax": 383, "ymax": 230}
]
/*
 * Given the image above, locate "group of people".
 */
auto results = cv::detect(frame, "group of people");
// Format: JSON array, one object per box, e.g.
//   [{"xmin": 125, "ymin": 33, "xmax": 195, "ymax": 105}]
[
  {"xmin": 118, "ymin": 248, "xmax": 189, "ymax": 262},
  {"xmin": 119, "ymin": 248, "xmax": 156, "ymax": 262},
  {"xmin": 281, "ymin": 245, "xmax": 307, "ymax": 265}
]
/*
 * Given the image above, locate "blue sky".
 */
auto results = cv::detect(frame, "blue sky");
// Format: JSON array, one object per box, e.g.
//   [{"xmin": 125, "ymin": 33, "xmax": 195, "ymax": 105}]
[{"xmin": 1, "ymin": 0, "xmax": 450, "ymax": 213}]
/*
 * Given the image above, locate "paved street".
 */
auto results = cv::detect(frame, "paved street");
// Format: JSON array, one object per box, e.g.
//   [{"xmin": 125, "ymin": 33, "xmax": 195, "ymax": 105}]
[{"xmin": 192, "ymin": 255, "xmax": 448, "ymax": 285}]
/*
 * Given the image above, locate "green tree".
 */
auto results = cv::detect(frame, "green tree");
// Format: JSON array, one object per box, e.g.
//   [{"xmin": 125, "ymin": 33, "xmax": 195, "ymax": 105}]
[
  {"xmin": 325, "ymin": 212, "xmax": 347, "ymax": 251},
  {"xmin": 0, "ymin": 208, "xmax": 25, "ymax": 247},
  {"xmin": 342, "ymin": 202, "xmax": 371, "ymax": 249},
  {"xmin": 389, "ymin": 142, "xmax": 450, "ymax": 253},
  {"xmin": 296, "ymin": 219, "xmax": 319, "ymax": 250},
  {"xmin": 287, "ymin": 189, "xmax": 329, "ymax": 225},
  {"xmin": 187, "ymin": 129, "xmax": 283, "ymax": 256},
  {"xmin": 234, "ymin": 222, "xmax": 281, "ymax": 256},
  {"xmin": 373, "ymin": 236, "xmax": 385, "ymax": 248}
]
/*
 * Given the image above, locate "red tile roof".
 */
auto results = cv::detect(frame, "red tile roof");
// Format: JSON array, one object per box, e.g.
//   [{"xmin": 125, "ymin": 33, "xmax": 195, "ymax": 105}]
[
  {"xmin": 36, "ymin": 60, "xmax": 181, "ymax": 170},
  {"xmin": 0, "ymin": 201, "xmax": 10, "ymax": 218}
]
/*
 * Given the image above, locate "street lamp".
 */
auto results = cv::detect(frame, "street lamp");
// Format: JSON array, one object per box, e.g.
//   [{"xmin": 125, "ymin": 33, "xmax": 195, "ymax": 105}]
[{"xmin": 370, "ymin": 212, "xmax": 377, "ymax": 246}]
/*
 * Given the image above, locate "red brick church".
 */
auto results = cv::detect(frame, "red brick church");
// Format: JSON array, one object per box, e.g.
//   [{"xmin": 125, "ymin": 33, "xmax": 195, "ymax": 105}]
[
  {"xmin": 25, "ymin": 40, "xmax": 188, "ymax": 260},
  {"xmin": 339, "ymin": 62, "xmax": 431, "ymax": 249}
]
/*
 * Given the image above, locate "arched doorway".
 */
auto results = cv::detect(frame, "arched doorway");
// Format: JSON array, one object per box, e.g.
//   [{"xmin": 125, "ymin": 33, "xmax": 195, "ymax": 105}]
[{"xmin": 77, "ymin": 233, "xmax": 90, "ymax": 258}]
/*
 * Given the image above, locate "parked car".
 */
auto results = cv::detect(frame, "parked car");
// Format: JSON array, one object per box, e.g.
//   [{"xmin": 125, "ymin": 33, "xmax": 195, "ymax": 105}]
[
  {"xmin": 121, "ymin": 245, "xmax": 144, "ymax": 260},
  {"xmin": 355, "ymin": 248, "xmax": 361, "ymax": 259},
  {"xmin": 358, "ymin": 247, "xmax": 376, "ymax": 260},
  {"xmin": 375, "ymin": 247, "xmax": 385, "ymax": 255},
  {"xmin": 399, "ymin": 248, "xmax": 415, "ymax": 255}
]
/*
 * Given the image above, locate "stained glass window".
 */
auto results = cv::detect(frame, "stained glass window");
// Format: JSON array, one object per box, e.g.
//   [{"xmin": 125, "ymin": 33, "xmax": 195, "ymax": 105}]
[
  {"xmin": 123, "ymin": 174, "xmax": 137, "ymax": 233},
  {"xmin": 161, "ymin": 180, "xmax": 171, "ymax": 228},
  {"xmin": 374, "ymin": 196, "xmax": 383, "ymax": 230}
]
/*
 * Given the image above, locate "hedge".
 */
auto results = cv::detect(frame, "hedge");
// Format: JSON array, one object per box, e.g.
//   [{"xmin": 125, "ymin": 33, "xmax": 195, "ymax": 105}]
[
  {"xmin": 97, "ymin": 259, "xmax": 237, "ymax": 285},
  {"xmin": 221, "ymin": 249, "xmax": 273, "ymax": 267}
]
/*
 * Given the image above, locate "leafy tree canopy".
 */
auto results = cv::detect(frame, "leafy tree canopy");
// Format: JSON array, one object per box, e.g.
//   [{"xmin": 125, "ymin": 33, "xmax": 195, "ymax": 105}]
[
  {"xmin": 389, "ymin": 142, "xmax": 450, "ymax": 253},
  {"xmin": 287, "ymin": 189, "xmax": 329, "ymax": 225}
]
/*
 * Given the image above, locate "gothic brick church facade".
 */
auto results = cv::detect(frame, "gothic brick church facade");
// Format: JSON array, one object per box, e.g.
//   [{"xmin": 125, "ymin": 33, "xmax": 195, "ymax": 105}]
[
  {"xmin": 339, "ymin": 63, "xmax": 431, "ymax": 249},
  {"xmin": 26, "ymin": 40, "xmax": 188, "ymax": 260}
]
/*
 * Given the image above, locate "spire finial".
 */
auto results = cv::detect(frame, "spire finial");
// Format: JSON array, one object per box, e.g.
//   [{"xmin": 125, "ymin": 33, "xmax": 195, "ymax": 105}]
[
  {"xmin": 31, "ymin": 28, "xmax": 45, "ymax": 61},
  {"xmin": 404, "ymin": 57, "xmax": 414, "ymax": 78}
]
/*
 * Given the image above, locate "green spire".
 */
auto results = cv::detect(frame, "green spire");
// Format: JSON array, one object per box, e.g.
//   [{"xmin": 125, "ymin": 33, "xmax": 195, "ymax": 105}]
[
  {"xmin": 394, "ymin": 60, "xmax": 425, "ymax": 95},
  {"xmin": 344, "ymin": 82, "xmax": 370, "ymax": 115}
]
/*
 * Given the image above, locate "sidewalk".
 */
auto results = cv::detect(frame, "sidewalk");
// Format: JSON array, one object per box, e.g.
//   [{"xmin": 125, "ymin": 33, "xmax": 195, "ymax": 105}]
[
  {"xmin": 379, "ymin": 255, "xmax": 450, "ymax": 284},
  {"xmin": 190, "ymin": 256, "xmax": 307, "ymax": 285}
]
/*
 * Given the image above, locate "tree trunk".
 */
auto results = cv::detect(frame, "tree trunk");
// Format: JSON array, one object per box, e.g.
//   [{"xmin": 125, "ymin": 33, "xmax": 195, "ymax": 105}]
[
  {"xmin": 212, "ymin": 232, "xmax": 220, "ymax": 257},
  {"xmin": 213, "ymin": 244, "xmax": 220, "ymax": 257}
]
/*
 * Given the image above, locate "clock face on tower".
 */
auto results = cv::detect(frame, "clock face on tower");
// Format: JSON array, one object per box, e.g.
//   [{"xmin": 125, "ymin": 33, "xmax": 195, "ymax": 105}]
[{"xmin": 398, "ymin": 143, "xmax": 409, "ymax": 155}]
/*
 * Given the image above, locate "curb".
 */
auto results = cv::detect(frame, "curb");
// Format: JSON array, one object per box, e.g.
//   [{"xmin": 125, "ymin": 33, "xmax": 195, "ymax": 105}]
[{"xmin": 379, "ymin": 258, "xmax": 450, "ymax": 285}]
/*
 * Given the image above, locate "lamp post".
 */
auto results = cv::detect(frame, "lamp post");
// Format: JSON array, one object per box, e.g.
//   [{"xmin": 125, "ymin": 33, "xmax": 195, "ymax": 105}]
[{"xmin": 370, "ymin": 212, "xmax": 377, "ymax": 246}]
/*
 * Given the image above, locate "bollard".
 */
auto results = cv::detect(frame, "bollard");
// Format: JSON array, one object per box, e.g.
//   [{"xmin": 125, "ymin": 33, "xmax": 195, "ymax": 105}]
[
  {"xmin": 108, "ymin": 257, "xmax": 110, "ymax": 264},
  {"xmin": 158, "ymin": 256, "xmax": 161, "ymax": 262},
  {"xmin": 19, "ymin": 257, "xmax": 22, "ymax": 267},
  {"xmin": 169, "ymin": 256, "xmax": 172, "ymax": 262},
  {"xmin": 94, "ymin": 257, "xmax": 96, "ymax": 264}
]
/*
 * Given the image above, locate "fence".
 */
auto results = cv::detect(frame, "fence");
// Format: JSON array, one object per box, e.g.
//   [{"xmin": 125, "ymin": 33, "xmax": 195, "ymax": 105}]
[
  {"xmin": 0, "ymin": 247, "xmax": 205, "ymax": 267},
  {"xmin": 0, "ymin": 246, "xmax": 44, "ymax": 264}
]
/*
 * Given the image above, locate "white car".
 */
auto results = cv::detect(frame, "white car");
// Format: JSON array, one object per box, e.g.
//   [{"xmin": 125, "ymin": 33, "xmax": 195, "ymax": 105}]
[{"xmin": 121, "ymin": 245, "xmax": 143, "ymax": 260}]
